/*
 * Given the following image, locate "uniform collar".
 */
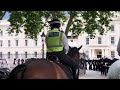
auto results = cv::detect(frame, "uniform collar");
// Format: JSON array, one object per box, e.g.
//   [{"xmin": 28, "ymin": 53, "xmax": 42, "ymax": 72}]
[{"xmin": 53, "ymin": 28, "xmax": 59, "ymax": 30}]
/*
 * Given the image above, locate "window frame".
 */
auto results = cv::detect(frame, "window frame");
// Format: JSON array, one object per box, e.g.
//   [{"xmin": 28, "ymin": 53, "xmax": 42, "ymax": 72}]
[
  {"xmin": 111, "ymin": 51, "xmax": 115, "ymax": 58},
  {"xmin": 98, "ymin": 37, "xmax": 102, "ymax": 44},
  {"xmin": 0, "ymin": 40, "xmax": 3, "ymax": 47},
  {"xmin": 25, "ymin": 40, "xmax": 28, "ymax": 46},
  {"xmin": 86, "ymin": 38, "xmax": 89, "ymax": 45},
  {"xmin": 111, "ymin": 37, "xmax": 115, "ymax": 44},
  {"xmin": 0, "ymin": 52, "xmax": 2, "ymax": 59},
  {"xmin": 111, "ymin": 25, "xmax": 114, "ymax": 32},
  {"xmin": 16, "ymin": 40, "xmax": 18, "ymax": 46},
  {"xmin": 8, "ymin": 40, "xmax": 11, "ymax": 47},
  {"xmin": 8, "ymin": 52, "xmax": 10, "ymax": 59}
]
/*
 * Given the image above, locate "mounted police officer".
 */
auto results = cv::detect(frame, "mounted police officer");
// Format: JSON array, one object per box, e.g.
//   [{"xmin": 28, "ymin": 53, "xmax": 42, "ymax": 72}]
[{"xmin": 45, "ymin": 19, "xmax": 79, "ymax": 79}]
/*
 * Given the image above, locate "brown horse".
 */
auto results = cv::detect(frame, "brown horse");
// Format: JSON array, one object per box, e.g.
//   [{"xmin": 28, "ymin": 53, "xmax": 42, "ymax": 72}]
[{"xmin": 8, "ymin": 46, "xmax": 82, "ymax": 79}]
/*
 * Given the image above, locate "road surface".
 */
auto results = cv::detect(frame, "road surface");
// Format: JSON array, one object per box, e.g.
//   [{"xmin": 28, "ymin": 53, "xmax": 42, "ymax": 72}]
[{"xmin": 79, "ymin": 70, "xmax": 107, "ymax": 79}]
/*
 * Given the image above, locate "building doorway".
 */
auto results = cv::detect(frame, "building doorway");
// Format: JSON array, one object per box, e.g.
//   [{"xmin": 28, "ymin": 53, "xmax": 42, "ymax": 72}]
[
  {"xmin": 95, "ymin": 49, "xmax": 102, "ymax": 58},
  {"xmin": 97, "ymin": 55, "xmax": 102, "ymax": 58}
]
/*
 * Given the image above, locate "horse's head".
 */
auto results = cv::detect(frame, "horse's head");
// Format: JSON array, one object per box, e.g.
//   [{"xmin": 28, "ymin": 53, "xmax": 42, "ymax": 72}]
[{"xmin": 67, "ymin": 45, "xmax": 82, "ymax": 64}]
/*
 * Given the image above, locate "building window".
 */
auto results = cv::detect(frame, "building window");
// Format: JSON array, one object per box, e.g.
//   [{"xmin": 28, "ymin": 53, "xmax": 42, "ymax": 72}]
[
  {"xmin": 25, "ymin": 52, "xmax": 27, "ymax": 58},
  {"xmin": 34, "ymin": 52, "xmax": 37, "ymax": 57},
  {"xmin": 15, "ymin": 52, "xmax": 18, "ymax": 58},
  {"xmin": 0, "ymin": 30, "xmax": 3, "ymax": 36},
  {"xmin": 111, "ymin": 51, "xmax": 115, "ymax": 58},
  {"xmin": 8, "ymin": 40, "xmax": 10, "ymax": 47},
  {"xmin": 0, "ymin": 52, "xmax": 2, "ymax": 59},
  {"xmin": 98, "ymin": 37, "xmax": 101, "ymax": 44},
  {"xmin": 35, "ymin": 40, "xmax": 37, "ymax": 46},
  {"xmin": 16, "ymin": 40, "xmax": 18, "ymax": 46},
  {"xmin": 0, "ymin": 40, "xmax": 2, "ymax": 46},
  {"xmin": 111, "ymin": 37, "xmax": 115, "ymax": 44},
  {"xmin": 86, "ymin": 38, "xmax": 89, "ymax": 45},
  {"xmin": 25, "ymin": 40, "xmax": 28, "ymax": 46},
  {"xmin": 111, "ymin": 25, "xmax": 114, "ymax": 32},
  {"xmin": 8, "ymin": 52, "xmax": 10, "ymax": 59}
]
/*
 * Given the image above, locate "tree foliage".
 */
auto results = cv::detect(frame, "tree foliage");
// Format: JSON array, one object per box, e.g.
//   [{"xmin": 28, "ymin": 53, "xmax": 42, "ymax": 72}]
[{"xmin": 0, "ymin": 11, "xmax": 115, "ymax": 40}]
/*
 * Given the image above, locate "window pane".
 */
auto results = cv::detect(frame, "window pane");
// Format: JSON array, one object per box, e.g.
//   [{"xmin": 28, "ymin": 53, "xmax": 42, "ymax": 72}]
[
  {"xmin": 111, "ymin": 51, "xmax": 115, "ymax": 58},
  {"xmin": 16, "ymin": 40, "xmax": 18, "ymax": 46},
  {"xmin": 8, "ymin": 52, "xmax": 10, "ymax": 59},
  {"xmin": 0, "ymin": 30, "xmax": 3, "ymax": 36},
  {"xmin": 25, "ymin": 52, "xmax": 27, "ymax": 58},
  {"xmin": 111, "ymin": 25, "xmax": 114, "ymax": 32},
  {"xmin": 0, "ymin": 40, "xmax": 2, "ymax": 46},
  {"xmin": 0, "ymin": 52, "xmax": 2, "ymax": 58},
  {"xmin": 25, "ymin": 40, "xmax": 28, "ymax": 46},
  {"xmin": 35, "ymin": 40, "xmax": 37, "ymax": 46},
  {"xmin": 15, "ymin": 52, "xmax": 18, "ymax": 58},
  {"xmin": 8, "ymin": 40, "xmax": 10, "ymax": 47},
  {"xmin": 111, "ymin": 37, "xmax": 115, "ymax": 44},
  {"xmin": 86, "ymin": 38, "xmax": 89, "ymax": 45},
  {"xmin": 98, "ymin": 37, "xmax": 101, "ymax": 44},
  {"xmin": 34, "ymin": 52, "xmax": 37, "ymax": 57}
]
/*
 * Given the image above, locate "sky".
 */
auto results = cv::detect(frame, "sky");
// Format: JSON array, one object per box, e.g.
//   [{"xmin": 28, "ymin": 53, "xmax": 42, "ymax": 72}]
[{"xmin": 3, "ymin": 12, "xmax": 10, "ymax": 20}]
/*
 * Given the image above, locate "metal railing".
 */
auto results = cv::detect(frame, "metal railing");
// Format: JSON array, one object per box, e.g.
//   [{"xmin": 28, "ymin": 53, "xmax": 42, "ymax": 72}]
[{"xmin": 0, "ymin": 54, "xmax": 46, "ymax": 60}]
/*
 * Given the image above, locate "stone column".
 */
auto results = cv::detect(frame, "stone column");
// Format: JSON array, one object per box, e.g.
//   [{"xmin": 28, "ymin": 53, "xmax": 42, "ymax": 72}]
[
  {"xmin": 105, "ymin": 49, "xmax": 109, "ymax": 58},
  {"xmin": 102, "ymin": 49, "xmax": 104, "ymax": 58},
  {"xmin": 89, "ymin": 49, "xmax": 91, "ymax": 59},
  {"xmin": 92, "ymin": 49, "xmax": 95, "ymax": 59},
  {"xmin": 91, "ymin": 49, "xmax": 93, "ymax": 59},
  {"xmin": 104, "ymin": 49, "xmax": 105, "ymax": 58}
]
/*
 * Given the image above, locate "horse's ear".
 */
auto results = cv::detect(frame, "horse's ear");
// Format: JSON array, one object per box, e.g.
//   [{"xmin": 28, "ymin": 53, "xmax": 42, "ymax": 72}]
[
  {"xmin": 78, "ymin": 45, "xmax": 83, "ymax": 51},
  {"xmin": 69, "ymin": 46, "xmax": 72, "ymax": 49}
]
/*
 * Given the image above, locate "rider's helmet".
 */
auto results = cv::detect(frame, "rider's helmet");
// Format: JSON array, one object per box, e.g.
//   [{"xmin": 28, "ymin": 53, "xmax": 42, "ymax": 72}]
[{"xmin": 49, "ymin": 19, "xmax": 61, "ymax": 29}]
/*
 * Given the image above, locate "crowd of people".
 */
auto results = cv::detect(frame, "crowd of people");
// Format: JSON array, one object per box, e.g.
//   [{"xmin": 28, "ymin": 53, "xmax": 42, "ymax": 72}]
[
  {"xmin": 12, "ymin": 57, "xmax": 119, "ymax": 77},
  {"xmin": 13, "ymin": 58, "xmax": 25, "ymax": 65},
  {"xmin": 79, "ymin": 57, "xmax": 119, "ymax": 76}
]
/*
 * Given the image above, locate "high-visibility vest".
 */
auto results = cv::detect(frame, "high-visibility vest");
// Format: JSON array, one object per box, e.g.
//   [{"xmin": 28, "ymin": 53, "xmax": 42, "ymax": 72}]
[{"xmin": 46, "ymin": 29, "xmax": 64, "ymax": 52}]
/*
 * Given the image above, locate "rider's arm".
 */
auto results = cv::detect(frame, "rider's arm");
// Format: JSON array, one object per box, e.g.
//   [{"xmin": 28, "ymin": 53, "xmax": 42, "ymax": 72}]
[
  {"xmin": 63, "ymin": 33, "xmax": 69, "ymax": 54},
  {"xmin": 117, "ymin": 37, "xmax": 120, "ymax": 56}
]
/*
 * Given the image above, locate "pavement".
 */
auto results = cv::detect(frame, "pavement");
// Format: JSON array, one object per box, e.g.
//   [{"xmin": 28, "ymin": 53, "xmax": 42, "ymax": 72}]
[{"xmin": 79, "ymin": 70, "xmax": 107, "ymax": 79}]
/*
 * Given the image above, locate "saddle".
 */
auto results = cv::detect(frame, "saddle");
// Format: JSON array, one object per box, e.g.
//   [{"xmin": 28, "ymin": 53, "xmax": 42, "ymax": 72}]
[
  {"xmin": 47, "ymin": 55, "xmax": 73, "ymax": 79},
  {"xmin": 47, "ymin": 55, "xmax": 60, "ymax": 63}
]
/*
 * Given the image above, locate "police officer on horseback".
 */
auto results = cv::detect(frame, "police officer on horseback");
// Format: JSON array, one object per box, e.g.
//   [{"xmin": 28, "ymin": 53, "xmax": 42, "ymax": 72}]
[{"xmin": 45, "ymin": 19, "xmax": 79, "ymax": 79}]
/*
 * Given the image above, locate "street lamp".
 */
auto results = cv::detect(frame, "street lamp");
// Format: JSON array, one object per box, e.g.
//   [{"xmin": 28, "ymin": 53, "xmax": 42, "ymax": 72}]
[{"xmin": 41, "ymin": 32, "xmax": 45, "ymax": 58}]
